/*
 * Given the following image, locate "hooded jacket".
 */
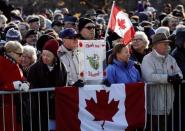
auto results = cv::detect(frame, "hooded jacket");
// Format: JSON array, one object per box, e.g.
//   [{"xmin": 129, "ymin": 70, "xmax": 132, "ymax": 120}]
[{"xmin": 106, "ymin": 59, "xmax": 141, "ymax": 84}]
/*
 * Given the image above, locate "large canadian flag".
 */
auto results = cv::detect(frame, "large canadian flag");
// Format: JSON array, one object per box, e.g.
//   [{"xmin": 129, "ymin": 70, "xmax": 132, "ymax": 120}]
[
  {"xmin": 109, "ymin": 4, "xmax": 135, "ymax": 45},
  {"xmin": 55, "ymin": 82, "xmax": 146, "ymax": 131}
]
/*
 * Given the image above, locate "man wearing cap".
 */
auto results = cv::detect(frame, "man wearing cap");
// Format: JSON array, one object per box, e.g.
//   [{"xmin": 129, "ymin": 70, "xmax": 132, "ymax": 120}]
[
  {"xmin": 58, "ymin": 28, "xmax": 84, "ymax": 87},
  {"xmin": 141, "ymin": 33, "xmax": 183, "ymax": 131},
  {"xmin": 26, "ymin": 15, "xmax": 40, "ymax": 31},
  {"xmin": 25, "ymin": 29, "xmax": 38, "ymax": 47},
  {"xmin": 63, "ymin": 15, "xmax": 77, "ymax": 30},
  {"xmin": 51, "ymin": 20, "xmax": 64, "ymax": 34},
  {"xmin": 78, "ymin": 17, "xmax": 96, "ymax": 40}
]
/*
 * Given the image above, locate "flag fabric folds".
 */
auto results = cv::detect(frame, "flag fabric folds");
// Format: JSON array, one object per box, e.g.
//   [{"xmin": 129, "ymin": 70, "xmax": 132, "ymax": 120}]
[
  {"xmin": 109, "ymin": 4, "xmax": 135, "ymax": 45},
  {"xmin": 55, "ymin": 83, "xmax": 146, "ymax": 131}
]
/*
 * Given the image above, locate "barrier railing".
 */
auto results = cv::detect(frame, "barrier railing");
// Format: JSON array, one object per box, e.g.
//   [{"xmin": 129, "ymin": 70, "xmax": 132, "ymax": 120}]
[{"xmin": 0, "ymin": 82, "xmax": 184, "ymax": 131}]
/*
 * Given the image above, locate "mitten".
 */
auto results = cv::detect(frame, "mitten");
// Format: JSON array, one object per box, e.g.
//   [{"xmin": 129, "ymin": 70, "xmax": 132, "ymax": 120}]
[
  {"xmin": 73, "ymin": 79, "xmax": 85, "ymax": 88},
  {"xmin": 168, "ymin": 74, "xmax": 182, "ymax": 84},
  {"xmin": 20, "ymin": 82, "xmax": 30, "ymax": 92},
  {"xmin": 13, "ymin": 81, "xmax": 22, "ymax": 91},
  {"xmin": 102, "ymin": 79, "xmax": 111, "ymax": 87}
]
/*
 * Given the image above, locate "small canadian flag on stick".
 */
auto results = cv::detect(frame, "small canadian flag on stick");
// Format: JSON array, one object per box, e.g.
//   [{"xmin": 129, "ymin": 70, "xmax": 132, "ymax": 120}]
[{"xmin": 106, "ymin": 1, "xmax": 135, "ymax": 45}]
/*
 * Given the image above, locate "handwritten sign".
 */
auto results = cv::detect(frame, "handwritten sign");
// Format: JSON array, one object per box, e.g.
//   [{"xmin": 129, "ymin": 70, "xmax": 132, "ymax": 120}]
[{"xmin": 78, "ymin": 40, "xmax": 106, "ymax": 81}]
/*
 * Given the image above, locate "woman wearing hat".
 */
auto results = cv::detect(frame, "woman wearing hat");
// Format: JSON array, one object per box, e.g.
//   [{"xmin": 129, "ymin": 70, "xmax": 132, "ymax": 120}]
[
  {"xmin": 141, "ymin": 33, "xmax": 183, "ymax": 131},
  {"xmin": 27, "ymin": 39, "xmax": 67, "ymax": 131},
  {"xmin": 0, "ymin": 41, "xmax": 29, "ymax": 131}
]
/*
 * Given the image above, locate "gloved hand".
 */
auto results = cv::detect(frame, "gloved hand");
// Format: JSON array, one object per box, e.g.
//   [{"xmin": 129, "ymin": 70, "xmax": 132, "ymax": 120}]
[
  {"xmin": 168, "ymin": 74, "xmax": 182, "ymax": 85},
  {"xmin": 13, "ymin": 81, "xmax": 22, "ymax": 91},
  {"xmin": 72, "ymin": 79, "xmax": 84, "ymax": 88},
  {"xmin": 20, "ymin": 82, "xmax": 30, "ymax": 92},
  {"xmin": 102, "ymin": 79, "xmax": 111, "ymax": 87}
]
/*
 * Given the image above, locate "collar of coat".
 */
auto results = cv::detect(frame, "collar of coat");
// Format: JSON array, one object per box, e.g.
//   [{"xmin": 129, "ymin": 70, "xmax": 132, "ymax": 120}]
[
  {"xmin": 3, "ymin": 53, "xmax": 17, "ymax": 64},
  {"xmin": 58, "ymin": 45, "xmax": 78, "ymax": 56}
]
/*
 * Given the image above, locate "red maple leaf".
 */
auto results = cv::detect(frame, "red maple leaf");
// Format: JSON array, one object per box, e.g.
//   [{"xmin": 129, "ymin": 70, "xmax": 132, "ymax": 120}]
[
  {"xmin": 117, "ymin": 19, "xmax": 126, "ymax": 29},
  {"xmin": 85, "ymin": 90, "xmax": 119, "ymax": 130}
]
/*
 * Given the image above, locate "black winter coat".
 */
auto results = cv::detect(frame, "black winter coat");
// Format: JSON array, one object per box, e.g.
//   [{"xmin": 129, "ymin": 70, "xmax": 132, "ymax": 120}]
[{"xmin": 27, "ymin": 59, "xmax": 67, "ymax": 131}]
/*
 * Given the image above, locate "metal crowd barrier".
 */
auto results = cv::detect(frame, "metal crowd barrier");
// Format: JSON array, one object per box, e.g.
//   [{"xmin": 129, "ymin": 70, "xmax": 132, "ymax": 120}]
[{"xmin": 0, "ymin": 82, "xmax": 184, "ymax": 131}]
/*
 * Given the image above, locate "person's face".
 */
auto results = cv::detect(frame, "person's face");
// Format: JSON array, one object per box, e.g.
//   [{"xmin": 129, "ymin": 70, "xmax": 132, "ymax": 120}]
[
  {"xmin": 169, "ymin": 17, "xmax": 179, "ymax": 31},
  {"xmin": 116, "ymin": 46, "xmax": 130, "ymax": 62},
  {"xmin": 154, "ymin": 42, "xmax": 170, "ymax": 56},
  {"xmin": 18, "ymin": 24, "xmax": 28, "ymax": 38},
  {"xmin": 53, "ymin": 25, "xmax": 63, "ymax": 34},
  {"xmin": 164, "ymin": 6, "xmax": 171, "ymax": 14},
  {"xmin": 0, "ymin": 19, "xmax": 6, "ymax": 29},
  {"xmin": 80, "ymin": 23, "xmax": 95, "ymax": 40},
  {"xmin": 11, "ymin": 51, "xmax": 22, "ymax": 64},
  {"xmin": 63, "ymin": 36, "xmax": 79, "ymax": 50},
  {"xmin": 29, "ymin": 21, "xmax": 40, "ymax": 31},
  {"xmin": 20, "ymin": 53, "xmax": 33, "ymax": 68},
  {"xmin": 41, "ymin": 50, "xmax": 55, "ymax": 65},
  {"xmin": 132, "ymin": 37, "xmax": 146, "ymax": 52},
  {"xmin": 26, "ymin": 34, "xmax": 38, "ymax": 46},
  {"xmin": 64, "ymin": 22, "xmax": 77, "ymax": 30},
  {"xmin": 39, "ymin": 17, "xmax": 46, "ymax": 29}
]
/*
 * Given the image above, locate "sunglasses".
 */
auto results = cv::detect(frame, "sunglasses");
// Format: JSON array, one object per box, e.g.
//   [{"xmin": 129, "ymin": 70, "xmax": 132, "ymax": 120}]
[
  {"xmin": 14, "ymin": 52, "xmax": 22, "ymax": 57},
  {"xmin": 84, "ymin": 26, "xmax": 95, "ymax": 30}
]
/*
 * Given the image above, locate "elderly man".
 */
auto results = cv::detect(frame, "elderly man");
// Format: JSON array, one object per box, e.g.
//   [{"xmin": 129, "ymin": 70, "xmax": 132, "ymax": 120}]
[
  {"xmin": 58, "ymin": 28, "xmax": 84, "ymax": 87},
  {"xmin": 141, "ymin": 33, "xmax": 183, "ymax": 131}
]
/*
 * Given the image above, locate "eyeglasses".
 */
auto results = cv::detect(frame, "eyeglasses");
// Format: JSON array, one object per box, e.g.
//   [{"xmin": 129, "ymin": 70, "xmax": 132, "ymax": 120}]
[
  {"xmin": 84, "ymin": 26, "xmax": 95, "ymax": 30},
  {"xmin": 132, "ymin": 38, "xmax": 143, "ymax": 42}
]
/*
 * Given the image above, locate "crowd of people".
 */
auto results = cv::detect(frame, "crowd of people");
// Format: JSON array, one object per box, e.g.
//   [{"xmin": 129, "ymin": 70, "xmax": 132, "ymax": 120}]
[{"xmin": 0, "ymin": 0, "xmax": 185, "ymax": 131}]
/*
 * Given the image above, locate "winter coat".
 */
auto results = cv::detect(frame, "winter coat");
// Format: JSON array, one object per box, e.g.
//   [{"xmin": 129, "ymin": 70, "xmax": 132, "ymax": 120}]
[
  {"xmin": 58, "ymin": 45, "xmax": 79, "ymax": 84},
  {"xmin": 171, "ymin": 33, "xmax": 185, "ymax": 111},
  {"xmin": 106, "ymin": 59, "xmax": 141, "ymax": 84},
  {"xmin": 27, "ymin": 58, "xmax": 67, "ymax": 131},
  {"xmin": 0, "ymin": 53, "xmax": 24, "ymax": 131},
  {"xmin": 141, "ymin": 50, "xmax": 183, "ymax": 115}
]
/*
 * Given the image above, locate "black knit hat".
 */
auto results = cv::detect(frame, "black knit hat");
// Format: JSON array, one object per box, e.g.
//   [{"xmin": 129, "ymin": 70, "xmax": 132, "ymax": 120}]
[
  {"xmin": 78, "ymin": 17, "xmax": 94, "ymax": 32},
  {"xmin": 36, "ymin": 34, "xmax": 54, "ymax": 51}
]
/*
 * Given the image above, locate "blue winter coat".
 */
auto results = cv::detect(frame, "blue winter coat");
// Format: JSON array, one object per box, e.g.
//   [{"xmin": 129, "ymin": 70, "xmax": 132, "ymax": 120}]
[{"xmin": 106, "ymin": 59, "xmax": 141, "ymax": 84}]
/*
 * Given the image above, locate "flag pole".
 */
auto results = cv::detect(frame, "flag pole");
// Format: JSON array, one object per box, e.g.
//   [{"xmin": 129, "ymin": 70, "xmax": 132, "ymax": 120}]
[{"xmin": 104, "ymin": 1, "xmax": 115, "ymax": 41}]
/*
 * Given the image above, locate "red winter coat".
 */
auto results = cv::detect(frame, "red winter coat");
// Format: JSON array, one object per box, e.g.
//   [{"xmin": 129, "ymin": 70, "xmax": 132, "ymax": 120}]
[{"xmin": 0, "ymin": 54, "xmax": 24, "ymax": 131}]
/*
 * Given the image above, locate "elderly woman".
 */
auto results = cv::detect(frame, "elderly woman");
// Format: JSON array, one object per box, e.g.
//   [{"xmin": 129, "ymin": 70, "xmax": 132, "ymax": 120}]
[
  {"xmin": 130, "ymin": 31, "xmax": 150, "ymax": 75},
  {"xmin": 105, "ymin": 43, "xmax": 141, "ymax": 84},
  {"xmin": 130, "ymin": 31, "xmax": 149, "ymax": 63},
  {"xmin": 0, "ymin": 41, "xmax": 29, "ymax": 131},
  {"xmin": 27, "ymin": 39, "xmax": 67, "ymax": 131},
  {"xmin": 20, "ymin": 45, "xmax": 37, "ymax": 78}
]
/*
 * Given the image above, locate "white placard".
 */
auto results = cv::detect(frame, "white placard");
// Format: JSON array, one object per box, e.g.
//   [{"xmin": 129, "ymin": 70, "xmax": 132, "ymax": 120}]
[{"xmin": 78, "ymin": 40, "xmax": 106, "ymax": 81}]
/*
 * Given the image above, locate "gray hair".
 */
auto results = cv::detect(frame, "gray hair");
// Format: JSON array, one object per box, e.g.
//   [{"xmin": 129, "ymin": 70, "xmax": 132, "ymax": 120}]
[
  {"xmin": 134, "ymin": 31, "xmax": 150, "ymax": 48},
  {"xmin": 23, "ymin": 45, "xmax": 37, "ymax": 63}
]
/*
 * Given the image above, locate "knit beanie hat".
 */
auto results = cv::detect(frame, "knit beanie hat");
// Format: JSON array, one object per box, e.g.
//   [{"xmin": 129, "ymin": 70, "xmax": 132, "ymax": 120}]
[
  {"xmin": 37, "ymin": 34, "xmax": 54, "ymax": 51},
  {"xmin": 78, "ymin": 17, "xmax": 94, "ymax": 32},
  {"xmin": 43, "ymin": 39, "xmax": 59, "ymax": 56},
  {"xmin": 6, "ymin": 28, "xmax": 22, "ymax": 42}
]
